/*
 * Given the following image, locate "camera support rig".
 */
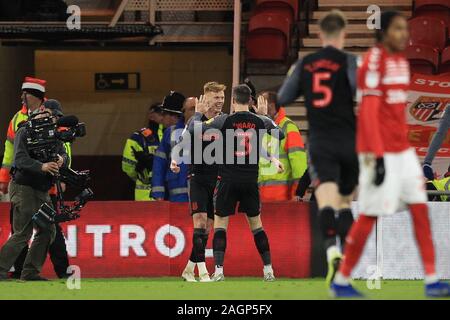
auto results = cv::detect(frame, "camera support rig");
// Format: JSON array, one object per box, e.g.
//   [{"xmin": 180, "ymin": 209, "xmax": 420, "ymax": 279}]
[{"xmin": 25, "ymin": 111, "xmax": 94, "ymax": 229}]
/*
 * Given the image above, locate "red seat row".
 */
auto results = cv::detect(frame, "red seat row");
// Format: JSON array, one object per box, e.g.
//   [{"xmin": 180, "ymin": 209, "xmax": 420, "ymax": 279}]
[
  {"xmin": 414, "ymin": 0, "xmax": 450, "ymax": 24},
  {"xmin": 406, "ymin": 45, "xmax": 450, "ymax": 75},
  {"xmin": 409, "ymin": 17, "xmax": 447, "ymax": 51},
  {"xmin": 408, "ymin": 1, "xmax": 450, "ymax": 75},
  {"xmin": 246, "ymin": 0, "xmax": 298, "ymax": 61},
  {"xmin": 413, "ymin": 0, "xmax": 450, "ymax": 42}
]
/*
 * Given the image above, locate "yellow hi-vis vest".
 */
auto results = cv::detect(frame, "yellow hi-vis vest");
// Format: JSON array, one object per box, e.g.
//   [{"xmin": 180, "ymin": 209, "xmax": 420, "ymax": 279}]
[
  {"xmin": 1, "ymin": 105, "xmax": 73, "ymax": 192},
  {"xmin": 258, "ymin": 108, "xmax": 308, "ymax": 201},
  {"xmin": 122, "ymin": 124, "xmax": 163, "ymax": 201},
  {"xmin": 432, "ymin": 176, "xmax": 450, "ymax": 202},
  {"xmin": 1, "ymin": 106, "xmax": 29, "ymax": 184}
]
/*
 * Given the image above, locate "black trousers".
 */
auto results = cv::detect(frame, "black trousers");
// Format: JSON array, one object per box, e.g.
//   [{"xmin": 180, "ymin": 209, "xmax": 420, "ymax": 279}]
[{"xmin": 10, "ymin": 196, "xmax": 70, "ymax": 279}]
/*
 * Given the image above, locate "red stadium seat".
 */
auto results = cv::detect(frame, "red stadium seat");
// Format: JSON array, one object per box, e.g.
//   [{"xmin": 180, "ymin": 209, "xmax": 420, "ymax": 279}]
[
  {"xmin": 248, "ymin": 11, "xmax": 291, "ymax": 45},
  {"xmin": 409, "ymin": 17, "xmax": 447, "ymax": 51},
  {"xmin": 246, "ymin": 30, "xmax": 288, "ymax": 61},
  {"xmin": 415, "ymin": 0, "xmax": 450, "ymax": 10},
  {"xmin": 254, "ymin": 5, "xmax": 294, "ymax": 26},
  {"xmin": 246, "ymin": 3, "xmax": 293, "ymax": 62},
  {"xmin": 256, "ymin": 0, "xmax": 299, "ymax": 19},
  {"xmin": 414, "ymin": 9, "xmax": 450, "ymax": 25},
  {"xmin": 439, "ymin": 46, "xmax": 450, "ymax": 74},
  {"xmin": 405, "ymin": 44, "xmax": 439, "ymax": 75}
]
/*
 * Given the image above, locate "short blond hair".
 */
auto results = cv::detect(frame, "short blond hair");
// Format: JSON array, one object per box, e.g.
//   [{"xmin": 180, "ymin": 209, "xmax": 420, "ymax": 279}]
[
  {"xmin": 319, "ymin": 9, "xmax": 347, "ymax": 38},
  {"xmin": 204, "ymin": 81, "xmax": 227, "ymax": 94}
]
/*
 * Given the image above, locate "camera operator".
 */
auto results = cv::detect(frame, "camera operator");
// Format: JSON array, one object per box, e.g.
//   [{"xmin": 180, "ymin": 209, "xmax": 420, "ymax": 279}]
[
  {"xmin": 43, "ymin": 99, "xmax": 72, "ymax": 278},
  {"xmin": 0, "ymin": 108, "xmax": 68, "ymax": 281}
]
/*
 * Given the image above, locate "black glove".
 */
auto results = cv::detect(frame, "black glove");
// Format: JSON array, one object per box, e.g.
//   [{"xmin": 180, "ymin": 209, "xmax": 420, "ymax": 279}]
[
  {"xmin": 374, "ymin": 157, "xmax": 385, "ymax": 186},
  {"xmin": 132, "ymin": 147, "xmax": 154, "ymax": 172}
]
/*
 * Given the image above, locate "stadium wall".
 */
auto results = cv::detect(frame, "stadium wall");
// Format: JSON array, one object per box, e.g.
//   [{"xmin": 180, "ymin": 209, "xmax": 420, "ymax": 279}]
[
  {"xmin": 0, "ymin": 46, "xmax": 34, "ymax": 156},
  {"xmin": 0, "ymin": 201, "xmax": 448, "ymax": 279},
  {"xmin": 34, "ymin": 48, "xmax": 233, "ymax": 157}
]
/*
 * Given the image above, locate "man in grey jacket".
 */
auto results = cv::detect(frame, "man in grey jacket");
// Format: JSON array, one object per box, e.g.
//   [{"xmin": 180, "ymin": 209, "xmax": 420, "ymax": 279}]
[
  {"xmin": 423, "ymin": 106, "xmax": 450, "ymax": 180},
  {"xmin": 0, "ymin": 109, "xmax": 68, "ymax": 281}
]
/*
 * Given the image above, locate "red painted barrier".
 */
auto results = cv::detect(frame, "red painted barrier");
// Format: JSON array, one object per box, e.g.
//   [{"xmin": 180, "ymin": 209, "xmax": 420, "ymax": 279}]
[{"xmin": 0, "ymin": 202, "xmax": 311, "ymax": 278}]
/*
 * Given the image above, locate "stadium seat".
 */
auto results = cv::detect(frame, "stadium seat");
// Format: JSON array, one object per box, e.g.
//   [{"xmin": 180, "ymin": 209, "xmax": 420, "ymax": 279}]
[
  {"xmin": 415, "ymin": 0, "xmax": 450, "ymax": 10},
  {"xmin": 405, "ymin": 44, "xmax": 439, "ymax": 75},
  {"xmin": 255, "ymin": 0, "xmax": 299, "ymax": 19},
  {"xmin": 409, "ymin": 17, "xmax": 447, "ymax": 51},
  {"xmin": 246, "ymin": 10, "xmax": 291, "ymax": 61},
  {"xmin": 254, "ymin": 4, "xmax": 294, "ymax": 26},
  {"xmin": 246, "ymin": 30, "xmax": 288, "ymax": 61},
  {"xmin": 439, "ymin": 46, "xmax": 450, "ymax": 74},
  {"xmin": 248, "ymin": 11, "xmax": 291, "ymax": 45},
  {"xmin": 414, "ymin": 9, "xmax": 450, "ymax": 25}
]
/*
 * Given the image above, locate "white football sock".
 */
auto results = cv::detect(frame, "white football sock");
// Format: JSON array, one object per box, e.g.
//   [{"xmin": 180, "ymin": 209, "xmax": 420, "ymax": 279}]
[
  {"xmin": 263, "ymin": 265, "xmax": 273, "ymax": 274},
  {"xmin": 333, "ymin": 272, "xmax": 350, "ymax": 285},
  {"xmin": 424, "ymin": 274, "xmax": 439, "ymax": 284},
  {"xmin": 215, "ymin": 266, "xmax": 223, "ymax": 275},
  {"xmin": 185, "ymin": 260, "xmax": 196, "ymax": 273},
  {"xmin": 326, "ymin": 245, "xmax": 341, "ymax": 263},
  {"xmin": 197, "ymin": 262, "xmax": 208, "ymax": 276}
]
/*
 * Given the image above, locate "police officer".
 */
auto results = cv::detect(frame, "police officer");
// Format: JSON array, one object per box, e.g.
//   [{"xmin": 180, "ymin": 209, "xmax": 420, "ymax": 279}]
[
  {"xmin": 122, "ymin": 103, "xmax": 164, "ymax": 201},
  {"xmin": 0, "ymin": 107, "xmax": 69, "ymax": 281},
  {"xmin": 152, "ymin": 92, "xmax": 194, "ymax": 202}
]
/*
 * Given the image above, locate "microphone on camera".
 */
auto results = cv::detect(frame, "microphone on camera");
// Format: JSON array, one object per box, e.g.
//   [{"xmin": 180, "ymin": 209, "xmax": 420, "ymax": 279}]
[{"xmin": 57, "ymin": 115, "xmax": 79, "ymax": 127}]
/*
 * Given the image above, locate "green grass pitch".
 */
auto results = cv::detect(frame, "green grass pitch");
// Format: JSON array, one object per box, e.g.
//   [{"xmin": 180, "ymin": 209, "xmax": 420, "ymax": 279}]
[{"xmin": 0, "ymin": 278, "xmax": 447, "ymax": 300}]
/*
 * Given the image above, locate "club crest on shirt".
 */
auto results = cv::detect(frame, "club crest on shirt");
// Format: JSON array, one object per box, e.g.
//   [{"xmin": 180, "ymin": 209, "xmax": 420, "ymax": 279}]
[{"xmin": 409, "ymin": 96, "xmax": 449, "ymax": 122}]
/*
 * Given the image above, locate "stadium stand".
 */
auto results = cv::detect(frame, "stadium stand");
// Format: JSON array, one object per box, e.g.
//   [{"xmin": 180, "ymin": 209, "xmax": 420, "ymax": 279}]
[
  {"xmin": 410, "ymin": 0, "xmax": 450, "ymax": 75},
  {"xmin": 439, "ymin": 46, "xmax": 450, "ymax": 74},
  {"xmin": 255, "ymin": 0, "xmax": 299, "ymax": 19},
  {"xmin": 285, "ymin": 0, "xmax": 414, "ymax": 138},
  {"xmin": 405, "ymin": 44, "xmax": 440, "ymax": 75},
  {"xmin": 245, "ymin": 0, "xmax": 298, "ymax": 61},
  {"xmin": 246, "ymin": 9, "xmax": 292, "ymax": 61},
  {"xmin": 408, "ymin": 17, "xmax": 447, "ymax": 51},
  {"xmin": 413, "ymin": 0, "xmax": 450, "ymax": 26}
]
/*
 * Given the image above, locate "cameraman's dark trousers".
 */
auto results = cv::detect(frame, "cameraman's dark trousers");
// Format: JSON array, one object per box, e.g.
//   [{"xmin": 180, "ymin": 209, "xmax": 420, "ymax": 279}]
[
  {"xmin": 10, "ymin": 197, "xmax": 70, "ymax": 279},
  {"xmin": 0, "ymin": 182, "xmax": 56, "ymax": 280}
]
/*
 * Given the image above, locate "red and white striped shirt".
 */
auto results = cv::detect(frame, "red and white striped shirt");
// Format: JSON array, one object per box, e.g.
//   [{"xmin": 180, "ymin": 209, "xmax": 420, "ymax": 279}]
[{"xmin": 357, "ymin": 45, "xmax": 411, "ymax": 156}]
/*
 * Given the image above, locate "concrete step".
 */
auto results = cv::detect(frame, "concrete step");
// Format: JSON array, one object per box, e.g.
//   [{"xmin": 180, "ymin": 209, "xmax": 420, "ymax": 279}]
[
  {"xmin": 309, "ymin": 23, "xmax": 373, "ymax": 35},
  {"xmin": 318, "ymin": 0, "xmax": 411, "ymax": 8},
  {"xmin": 244, "ymin": 75, "xmax": 287, "ymax": 92},
  {"xmin": 246, "ymin": 61, "xmax": 290, "ymax": 76},
  {"xmin": 312, "ymin": 10, "xmax": 411, "ymax": 20},
  {"xmin": 303, "ymin": 37, "xmax": 375, "ymax": 47},
  {"xmin": 285, "ymin": 105, "xmax": 307, "ymax": 117}
]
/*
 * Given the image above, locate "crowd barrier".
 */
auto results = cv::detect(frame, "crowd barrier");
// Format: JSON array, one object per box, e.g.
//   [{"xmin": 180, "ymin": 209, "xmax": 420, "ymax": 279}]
[
  {"xmin": 0, "ymin": 201, "xmax": 448, "ymax": 279},
  {"xmin": 353, "ymin": 202, "xmax": 450, "ymax": 280}
]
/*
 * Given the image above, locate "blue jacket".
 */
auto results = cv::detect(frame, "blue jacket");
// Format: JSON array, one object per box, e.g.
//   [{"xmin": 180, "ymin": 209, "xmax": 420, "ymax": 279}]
[{"xmin": 151, "ymin": 118, "xmax": 189, "ymax": 202}]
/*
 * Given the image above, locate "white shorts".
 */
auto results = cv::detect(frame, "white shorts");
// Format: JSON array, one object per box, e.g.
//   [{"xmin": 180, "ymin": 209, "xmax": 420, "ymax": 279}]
[{"xmin": 358, "ymin": 148, "xmax": 427, "ymax": 216}]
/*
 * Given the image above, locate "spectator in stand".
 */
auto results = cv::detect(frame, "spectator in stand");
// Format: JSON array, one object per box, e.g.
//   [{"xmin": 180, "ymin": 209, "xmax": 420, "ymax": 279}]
[
  {"xmin": 151, "ymin": 93, "xmax": 195, "ymax": 202},
  {"xmin": 258, "ymin": 91, "xmax": 308, "ymax": 201},
  {"xmin": 426, "ymin": 165, "xmax": 450, "ymax": 202}
]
